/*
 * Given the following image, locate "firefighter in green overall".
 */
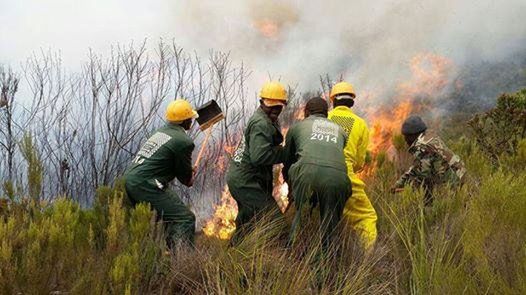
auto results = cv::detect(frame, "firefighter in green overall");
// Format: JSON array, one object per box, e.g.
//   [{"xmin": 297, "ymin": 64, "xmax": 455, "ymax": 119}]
[
  {"xmin": 283, "ymin": 97, "xmax": 351, "ymax": 249},
  {"xmin": 124, "ymin": 99, "xmax": 198, "ymax": 247},
  {"xmin": 226, "ymin": 81, "xmax": 288, "ymax": 244}
]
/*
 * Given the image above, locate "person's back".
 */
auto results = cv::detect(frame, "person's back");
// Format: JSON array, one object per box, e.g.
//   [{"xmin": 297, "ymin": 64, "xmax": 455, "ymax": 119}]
[
  {"xmin": 327, "ymin": 82, "xmax": 378, "ymax": 250},
  {"xmin": 283, "ymin": 97, "xmax": 351, "ymax": 249},
  {"xmin": 124, "ymin": 99, "xmax": 198, "ymax": 247},
  {"xmin": 328, "ymin": 106, "xmax": 369, "ymax": 173},
  {"xmin": 284, "ymin": 115, "xmax": 348, "ymax": 173},
  {"xmin": 125, "ymin": 123, "xmax": 194, "ymax": 188}
]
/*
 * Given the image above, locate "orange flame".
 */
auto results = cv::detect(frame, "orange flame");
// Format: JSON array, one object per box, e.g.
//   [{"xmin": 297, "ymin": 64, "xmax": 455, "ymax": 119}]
[
  {"xmin": 202, "ymin": 139, "xmax": 239, "ymax": 240},
  {"xmin": 272, "ymin": 168, "xmax": 290, "ymax": 213},
  {"xmin": 269, "ymin": 107, "xmax": 305, "ymax": 213},
  {"xmin": 202, "ymin": 105, "xmax": 304, "ymax": 239},
  {"xmin": 366, "ymin": 100, "xmax": 413, "ymax": 155},
  {"xmin": 215, "ymin": 142, "xmax": 238, "ymax": 173},
  {"xmin": 254, "ymin": 19, "xmax": 280, "ymax": 39},
  {"xmin": 364, "ymin": 53, "xmax": 453, "ymax": 156},
  {"xmin": 203, "ymin": 52, "xmax": 454, "ymax": 239},
  {"xmin": 202, "ymin": 185, "xmax": 238, "ymax": 240}
]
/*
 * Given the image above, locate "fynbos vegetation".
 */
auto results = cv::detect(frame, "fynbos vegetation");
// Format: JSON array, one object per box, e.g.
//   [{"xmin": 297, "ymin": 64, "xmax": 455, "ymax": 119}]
[
  {"xmin": 469, "ymin": 89, "xmax": 526, "ymax": 162},
  {"xmin": 0, "ymin": 87, "xmax": 525, "ymax": 293}
]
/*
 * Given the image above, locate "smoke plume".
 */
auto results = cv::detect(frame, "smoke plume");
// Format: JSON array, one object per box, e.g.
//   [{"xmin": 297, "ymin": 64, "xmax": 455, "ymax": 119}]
[
  {"xmin": 2, "ymin": 0, "xmax": 525, "ymax": 98},
  {"xmin": 168, "ymin": 0, "xmax": 526, "ymax": 95}
]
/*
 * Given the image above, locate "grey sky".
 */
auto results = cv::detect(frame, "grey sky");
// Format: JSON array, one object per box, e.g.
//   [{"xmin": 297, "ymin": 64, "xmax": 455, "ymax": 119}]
[{"xmin": 1, "ymin": 0, "xmax": 171, "ymax": 67}]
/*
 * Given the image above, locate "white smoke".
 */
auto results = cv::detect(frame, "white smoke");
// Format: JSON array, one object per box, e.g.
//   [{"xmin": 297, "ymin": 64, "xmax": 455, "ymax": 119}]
[
  {"xmin": 167, "ymin": 0, "xmax": 526, "ymax": 92},
  {"xmin": 1, "ymin": 0, "xmax": 525, "ymax": 94}
]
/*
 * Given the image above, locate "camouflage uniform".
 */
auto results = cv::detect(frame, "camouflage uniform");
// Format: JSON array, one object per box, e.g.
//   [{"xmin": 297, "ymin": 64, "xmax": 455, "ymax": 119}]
[{"xmin": 394, "ymin": 133, "xmax": 466, "ymax": 205}]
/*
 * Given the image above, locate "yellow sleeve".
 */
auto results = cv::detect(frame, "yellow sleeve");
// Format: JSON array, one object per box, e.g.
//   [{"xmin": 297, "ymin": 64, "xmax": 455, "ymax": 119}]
[{"xmin": 354, "ymin": 122, "xmax": 369, "ymax": 172}]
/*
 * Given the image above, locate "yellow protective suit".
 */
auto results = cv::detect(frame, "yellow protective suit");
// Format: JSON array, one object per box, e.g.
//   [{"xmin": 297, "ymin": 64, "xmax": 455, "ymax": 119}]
[{"xmin": 328, "ymin": 106, "xmax": 377, "ymax": 249}]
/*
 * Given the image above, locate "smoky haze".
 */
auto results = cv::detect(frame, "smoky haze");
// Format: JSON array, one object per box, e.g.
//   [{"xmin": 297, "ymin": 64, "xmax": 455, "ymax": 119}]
[
  {"xmin": 169, "ymin": 0, "xmax": 526, "ymax": 91},
  {"xmin": 1, "ymin": 0, "xmax": 525, "ymax": 97}
]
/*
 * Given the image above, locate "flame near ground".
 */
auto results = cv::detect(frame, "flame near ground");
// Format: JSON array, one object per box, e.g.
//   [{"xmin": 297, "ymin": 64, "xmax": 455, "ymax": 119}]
[
  {"xmin": 203, "ymin": 52, "xmax": 454, "ymax": 240},
  {"xmin": 202, "ymin": 185, "xmax": 238, "ymax": 240}
]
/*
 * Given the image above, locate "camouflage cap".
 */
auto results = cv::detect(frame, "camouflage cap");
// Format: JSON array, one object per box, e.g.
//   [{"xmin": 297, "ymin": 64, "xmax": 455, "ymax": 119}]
[{"xmin": 402, "ymin": 115, "xmax": 427, "ymax": 135}]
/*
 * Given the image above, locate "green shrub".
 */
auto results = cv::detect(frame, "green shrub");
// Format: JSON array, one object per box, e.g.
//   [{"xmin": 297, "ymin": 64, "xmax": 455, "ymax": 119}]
[
  {"xmin": 0, "ymin": 90, "xmax": 525, "ymax": 294},
  {"xmin": 19, "ymin": 133, "xmax": 43, "ymax": 202},
  {"xmin": 468, "ymin": 89, "xmax": 526, "ymax": 163},
  {"xmin": 0, "ymin": 193, "xmax": 164, "ymax": 294},
  {"xmin": 462, "ymin": 172, "xmax": 526, "ymax": 293},
  {"xmin": 1, "ymin": 181, "xmax": 15, "ymax": 201}
]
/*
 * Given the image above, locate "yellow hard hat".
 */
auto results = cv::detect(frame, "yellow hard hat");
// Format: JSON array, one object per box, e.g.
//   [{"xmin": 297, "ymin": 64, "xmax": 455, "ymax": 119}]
[
  {"xmin": 259, "ymin": 81, "xmax": 287, "ymax": 101},
  {"xmin": 165, "ymin": 99, "xmax": 198, "ymax": 122},
  {"xmin": 330, "ymin": 82, "xmax": 356, "ymax": 100}
]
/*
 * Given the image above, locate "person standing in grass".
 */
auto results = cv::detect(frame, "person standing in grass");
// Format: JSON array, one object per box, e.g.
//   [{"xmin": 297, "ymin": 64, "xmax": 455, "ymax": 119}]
[
  {"xmin": 124, "ymin": 99, "xmax": 198, "ymax": 247},
  {"xmin": 392, "ymin": 115, "xmax": 466, "ymax": 205},
  {"xmin": 227, "ymin": 81, "xmax": 288, "ymax": 245},
  {"xmin": 283, "ymin": 97, "xmax": 351, "ymax": 249},
  {"xmin": 328, "ymin": 82, "xmax": 378, "ymax": 249}
]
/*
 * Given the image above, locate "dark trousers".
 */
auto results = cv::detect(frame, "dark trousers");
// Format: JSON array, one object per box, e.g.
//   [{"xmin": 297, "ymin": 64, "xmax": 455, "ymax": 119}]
[
  {"xmin": 227, "ymin": 171, "xmax": 278, "ymax": 245},
  {"xmin": 125, "ymin": 178, "xmax": 195, "ymax": 247},
  {"xmin": 288, "ymin": 163, "xmax": 351, "ymax": 250}
]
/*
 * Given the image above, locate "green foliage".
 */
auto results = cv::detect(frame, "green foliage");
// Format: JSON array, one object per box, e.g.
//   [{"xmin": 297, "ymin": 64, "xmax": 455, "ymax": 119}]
[
  {"xmin": 468, "ymin": 89, "xmax": 526, "ymax": 162},
  {"xmin": 501, "ymin": 138, "xmax": 526, "ymax": 172},
  {"xmin": 19, "ymin": 133, "xmax": 43, "ymax": 202},
  {"xmin": 375, "ymin": 150, "xmax": 388, "ymax": 168},
  {"xmin": 0, "ymin": 130, "xmax": 525, "ymax": 293},
  {"xmin": 0, "ymin": 192, "xmax": 164, "ymax": 294},
  {"xmin": 0, "ymin": 89, "xmax": 525, "ymax": 294},
  {"xmin": 462, "ymin": 172, "xmax": 526, "ymax": 293},
  {"xmin": 1, "ymin": 181, "xmax": 14, "ymax": 201},
  {"xmin": 364, "ymin": 150, "xmax": 373, "ymax": 165},
  {"xmin": 518, "ymin": 138, "xmax": 526, "ymax": 163},
  {"xmin": 177, "ymin": 213, "xmax": 390, "ymax": 294},
  {"xmin": 450, "ymin": 136, "xmax": 494, "ymax": 179},
  {"xmin": 392, "ymin": 133, "xmax": 406, "ymax": 152}
]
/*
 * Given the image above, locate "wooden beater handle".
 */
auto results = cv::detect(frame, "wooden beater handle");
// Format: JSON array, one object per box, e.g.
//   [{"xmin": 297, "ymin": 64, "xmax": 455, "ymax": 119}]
[{"xmin": 194, "ymin": 128, "xmax": 213, "ymax": 169}]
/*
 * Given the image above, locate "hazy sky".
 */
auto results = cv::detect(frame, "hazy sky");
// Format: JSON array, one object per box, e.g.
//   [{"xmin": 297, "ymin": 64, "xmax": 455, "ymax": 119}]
[
  {"xmin": 1, "ymin": 0, "xmax": 525, "ymax": 90},
  {"xmin": 0, "ymin": 0, "xmax": 173, "ymax": 67}
]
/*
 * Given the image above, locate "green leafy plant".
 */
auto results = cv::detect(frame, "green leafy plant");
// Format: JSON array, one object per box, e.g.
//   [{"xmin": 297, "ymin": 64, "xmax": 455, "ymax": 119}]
[
  {"xmin": 468, "ymin": 89, "xmax": 526, "ymax": 163},
  {"xmin": 19, "ymin": 133, "xmax": 43, "ymax": 202}
]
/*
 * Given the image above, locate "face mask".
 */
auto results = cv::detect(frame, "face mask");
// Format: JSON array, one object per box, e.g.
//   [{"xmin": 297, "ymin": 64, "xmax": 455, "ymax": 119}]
[
  {"xmin": 268, "ymin": 105, "xmax": 283, "ymax": 122},
  {"xmin": 182, "ymin": 119, "xmax": 192, "ymax": 130}
]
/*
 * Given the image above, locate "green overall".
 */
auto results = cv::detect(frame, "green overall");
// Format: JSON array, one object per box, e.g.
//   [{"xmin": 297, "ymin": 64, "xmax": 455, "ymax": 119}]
[
  {"xmin": 226, "ymin": 108, "xmax": 285, "ymax": 244},
  {"xmin": 283, "ymin": 115, "xmax": 351, "ymax": 248},
  {"xmin": 124, "ymin": 123, "xmax": 196, "ymax": 246}
]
